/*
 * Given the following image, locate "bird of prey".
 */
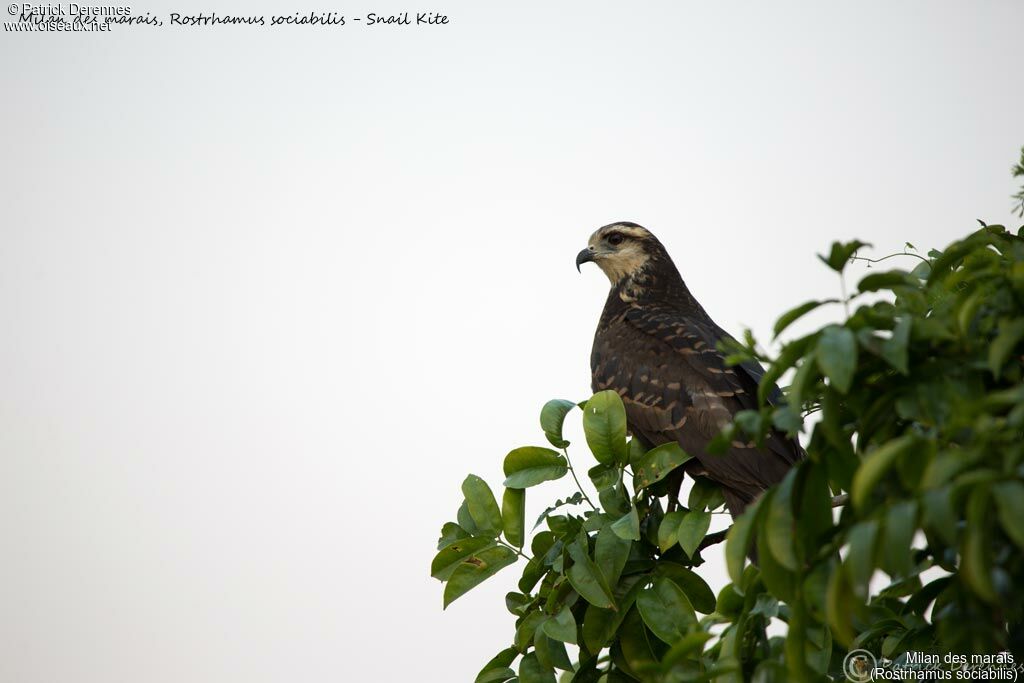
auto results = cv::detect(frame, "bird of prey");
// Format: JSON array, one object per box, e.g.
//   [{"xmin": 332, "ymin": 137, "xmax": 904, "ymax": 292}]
[{"xmin": 576, "ymin": 221, "xmax": 805, "ymax": 517}]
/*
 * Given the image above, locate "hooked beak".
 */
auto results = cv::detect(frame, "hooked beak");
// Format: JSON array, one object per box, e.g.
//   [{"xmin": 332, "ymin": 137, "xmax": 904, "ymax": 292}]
[{"xmin": 576, "ymin": 247, "xmax": 596, "ymax": 272}]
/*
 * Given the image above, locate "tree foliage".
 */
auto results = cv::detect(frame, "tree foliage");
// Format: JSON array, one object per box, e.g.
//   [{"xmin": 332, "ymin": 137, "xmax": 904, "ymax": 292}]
[{"xmin": 433, "ymin": 219, "xmax": 1024, "ymax": 682}]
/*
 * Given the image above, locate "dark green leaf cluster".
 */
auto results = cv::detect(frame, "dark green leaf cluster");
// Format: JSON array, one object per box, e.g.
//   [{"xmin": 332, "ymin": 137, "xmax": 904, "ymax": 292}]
[
  {"xmin": 434, "ymin": 392, "xmax": 729, "ymax": 682},
  {"xmin": 721, "ymin": 223, "xmax": 1024, "ymax": 678},
  {"xmin": 433, "ymin": 220, "xmax": 1024, "ymax": 682}
]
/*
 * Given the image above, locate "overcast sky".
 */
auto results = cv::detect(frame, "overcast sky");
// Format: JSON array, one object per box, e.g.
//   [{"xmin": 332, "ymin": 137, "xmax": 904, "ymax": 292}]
[{"xmin": 2, "ymin": 1, "xmax": 1023, "ymax": 680}]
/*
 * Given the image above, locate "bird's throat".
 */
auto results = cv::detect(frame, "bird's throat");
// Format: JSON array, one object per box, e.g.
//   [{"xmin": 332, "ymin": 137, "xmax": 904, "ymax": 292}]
[{"xmin": 616, "ymin": 267, "xmax": 657, "ymax": 303}]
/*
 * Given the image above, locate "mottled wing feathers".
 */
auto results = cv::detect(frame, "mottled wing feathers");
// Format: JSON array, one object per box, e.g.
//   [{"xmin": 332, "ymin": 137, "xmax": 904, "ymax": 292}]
[{"xmin": 591, "ymin": 306, "xmax": 804, "ymax": 513}]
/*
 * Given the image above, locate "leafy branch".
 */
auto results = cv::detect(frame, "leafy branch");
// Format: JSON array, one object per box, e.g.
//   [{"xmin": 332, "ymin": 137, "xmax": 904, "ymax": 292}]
[{"xmin": 433, "ymin": 159, "xmax": 1024, "ymax": 681}]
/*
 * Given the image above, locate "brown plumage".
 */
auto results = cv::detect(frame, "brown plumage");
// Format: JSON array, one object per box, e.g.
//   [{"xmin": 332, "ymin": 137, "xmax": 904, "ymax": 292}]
[{"xmin": 577, "ymin": 221, "xmax": 805, "ymax": 517}]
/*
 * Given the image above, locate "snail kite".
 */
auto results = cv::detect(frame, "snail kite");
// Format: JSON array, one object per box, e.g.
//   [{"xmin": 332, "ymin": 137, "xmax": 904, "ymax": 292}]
[{"xmin": 577, "ymin": 221, "xmax": 805, "ymax": 517}]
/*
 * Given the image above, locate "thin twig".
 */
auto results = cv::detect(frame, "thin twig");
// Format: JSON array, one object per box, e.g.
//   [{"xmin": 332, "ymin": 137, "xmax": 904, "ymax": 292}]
[
  {"xmin": 850, "ymin": 251, "xmax": 929, "ymax": 265},
  {"xmin": 498, "ymin": 540, "xmax": 531, "ymax": 560},
  {"xmin": 839, "ymin": 273, "xmax": 851, "ymax": 318},
  {"xmin": 831, "ymin": 493, "xmax": 849, "ymax": 508},
  {"xmin": 563, "ymin": 448, "xmax": 597, "ymax": 511}
]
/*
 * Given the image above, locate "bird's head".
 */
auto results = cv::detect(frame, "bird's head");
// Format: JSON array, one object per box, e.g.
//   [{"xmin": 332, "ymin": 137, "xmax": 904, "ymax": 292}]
[{"xmin": 576, "ymin": 222, "xmax": 664, "ymax": 285}]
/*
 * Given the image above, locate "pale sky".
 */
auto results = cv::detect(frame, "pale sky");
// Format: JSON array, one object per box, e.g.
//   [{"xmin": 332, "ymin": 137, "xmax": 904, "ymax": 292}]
[{"xmin": 2, "ymin": 1, "xmax": 1022, "ymax": 680}]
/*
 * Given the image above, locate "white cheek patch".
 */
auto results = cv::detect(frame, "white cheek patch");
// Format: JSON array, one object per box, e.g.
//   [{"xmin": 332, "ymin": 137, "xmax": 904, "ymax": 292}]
[{"xmin": 598, "ymin": 244, "xmax": 651, "ymax": 284}]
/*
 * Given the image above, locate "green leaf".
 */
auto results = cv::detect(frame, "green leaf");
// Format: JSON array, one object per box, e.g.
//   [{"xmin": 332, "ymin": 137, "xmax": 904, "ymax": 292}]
[
  {"xmin": 881, "ymin": 501, "xmax": 917, "ymax": 579},
  {"xmin": 733, "ymin": 409, "xmax": 764, "ymax": 440},
  {"xmin": 816, "ymin": 325, "xmax": 857, "ymax": 394},
  {"xmin": 475, "ymin": 668, "xmax": 515, "ymax": 683},
  {"xmin": 583, "ymin": 390, "xmax": 629, "ymax": 466},
  {"xmin": 771, "ymin": 406, "xmax": 803, "ymax": 437},
  {"xmin": 713, "ymin": 626, "xmax": 744, "ymax": 683},
  {"xmin": 906, "ymin": 576, "xmax": 952, "ymax": 617},
  {"xmin": 443, "ymin": 545, "xmax": 518, "ymax": 608},
  {"xmin": 628, "ymin": 437, "xmax": 649, "ymax": 470},
  {"xmin": 633, "ymin": 442, "xmax": 692, "ymax": 488},
  {"xmin": 566, "ymin": 534, "xmax": 615, "ymax": 609},
  {"xmin": 505, "ymin": 591, "xmax": 531, "ymax": 615},
  {"xmin": 785, "ymin": 599, "xmax": 810, "ymax": 682},
  {"xmin": 844, "ymin": 520, "xmax": 878, "ymax": 598},
  {"xmin": 764, "ymin": 470, "xmax": 798, "ymax": 571},
  {"xmin": 458, "ymin": 500, "xmax": 479, "ymax": 535},
  {"xmin": 431, "ymin": 536, "xmax": 496, "ymax": 580},
  {"xmin": 658, "ymin": 511, "xmax": 685, "ymax": 553},
  {"xmin": 518, "ymin": 559, "xmax": 545, "ymax": 594},
  {"xmin": 851, "ymin": 435, "xmax": 917, "ymax": 509},
  {"xmin": 437, "ymin": 521, "xmax": 470, "ymax": 550},
  {"xmin": 961, "ymin": 484, "xmax": 997, "ymax": 602},
  {"xmin": 922, "ymin": 486, "xmax": 957, "ymax": 546},
  {"xmin": 636, "ymin": 577, "xmax": 698, "ymax": 644},
  {"xmin": 611, "ymin": 504, "xmax": 640, "ymax": 541},
  {"xmin": 688, "ymin": 476, "xmax": 726, "ymax": 511},
  {"xmin": 716, "ymin": 584, "xmax": 744, "ymax": 618},
  {"xmin": 655, "ymin": 562, "xmax": 717, "ymax": 614},
  {"xmin": 532, "ymin": 492, "xmax": 583, "ymax": 531},
  {"xmin": 617, "ymin": 607, "xmax": 659, "ymax": 678},
  {"xmin": 542, "ymin": 605, "xmax": 578, "ymax": 644},
  {"xmin": 957, "ymin": 287, "xmax": 987, "ymax": 336},
  {"xmin": 750, "ymin": 593, "xmax": 780, "ymax": 618},
  {"xmin": 503, "ymin": 447, "xmax": 568, "ymax": 488},
  {"xmin": 595, "ymin": 525, "xmax": 631, "ymax": 588},
  {"xmin": 773, "ymin": 299, "xmax": 837, "ymax": 339},
  {"xmin": 502, "ymin": 487, "xmax": 526, "ymax": 548},
  {"xmin": 756, "ymin": 501, "xmax": 795, "ymax": 602},
  {"xmin": 599, "ymin": 482, "xmax": 630, "ymax": 517},
  {"xmin": 857, "ymin": 269, "xmax": 914, "ymax": 293},
  {"xmin": 582, "ymin": 605, "xmax": 614, "ymax": 655},
  {"xmin": 662, "ymin": 632, "xmax": 714, "ymax": 669},
  {"xmin": 534, "ymin": 632, "xmax": 572, "ymax": 671},
  {"xmin": 928, "ymin": 238, "xmax": 979, "ymax": 285},
  {"xmin": 462, "ymin": 475, "xmax": 503, "ymax": 535},
  {"xmin": 676, "ymin": 510, "xmax": 711, "ymax": 557},
  {"xmin": 588, "ymin": 463, "xmax": 619, "ymax": 492},
  {"xmin": 582, "ymin": 576, "xmax": 645, "ymax": 652},
  {"xmin": 476, "ymin": 648, "xmax": 518, "ymax": 683},
  {"xmin": 818, "ymin": 240, "xmax": 869, "ymax": 272},
  {"xmin": 989, "ymin": 318, "xmax": 1024, "ymax": 377},
  {"xmin": 993, "ymin": 481, "xmax": 1024, "ymax": 551},
  {"xmin": 726, "ymin": 496, "xmax": 764, "ymax": 584},
  {"xmin": 514, "ymin": 611, "xmax": 547, "ymax": 652},
  {"xmin": 761, "ymin": 333, "xmax": 815, "ymax": 409},
  {"xmin": 540, "ymin": 399, "xmax": 577, "ymax": 449},
  {"xmin": 881, "ymin": 316, "xmax": 911, "ymax": 375},
  {"xmin": 796, "ymin": 461, "xmax": 833, "ymax": 546},
  {"xmin": 826, "ymin": 567, "xmax": 856, "ymax": 647},
  {"xmin": 758, "ymin": 333, "xmax": 817, "ymax": 406},
  {"xmin": 518, "ymin": 652, "xmax": 555, "ymax": 683},
  {"xmin": 787, "ymin": 352, "xmax": 820, "ymax": 414}
]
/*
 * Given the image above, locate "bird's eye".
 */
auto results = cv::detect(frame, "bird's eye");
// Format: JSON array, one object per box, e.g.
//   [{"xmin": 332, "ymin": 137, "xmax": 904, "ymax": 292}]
[{"xmin": 607, "ymin": 233, "xmax": 624, "ymax": 246}]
